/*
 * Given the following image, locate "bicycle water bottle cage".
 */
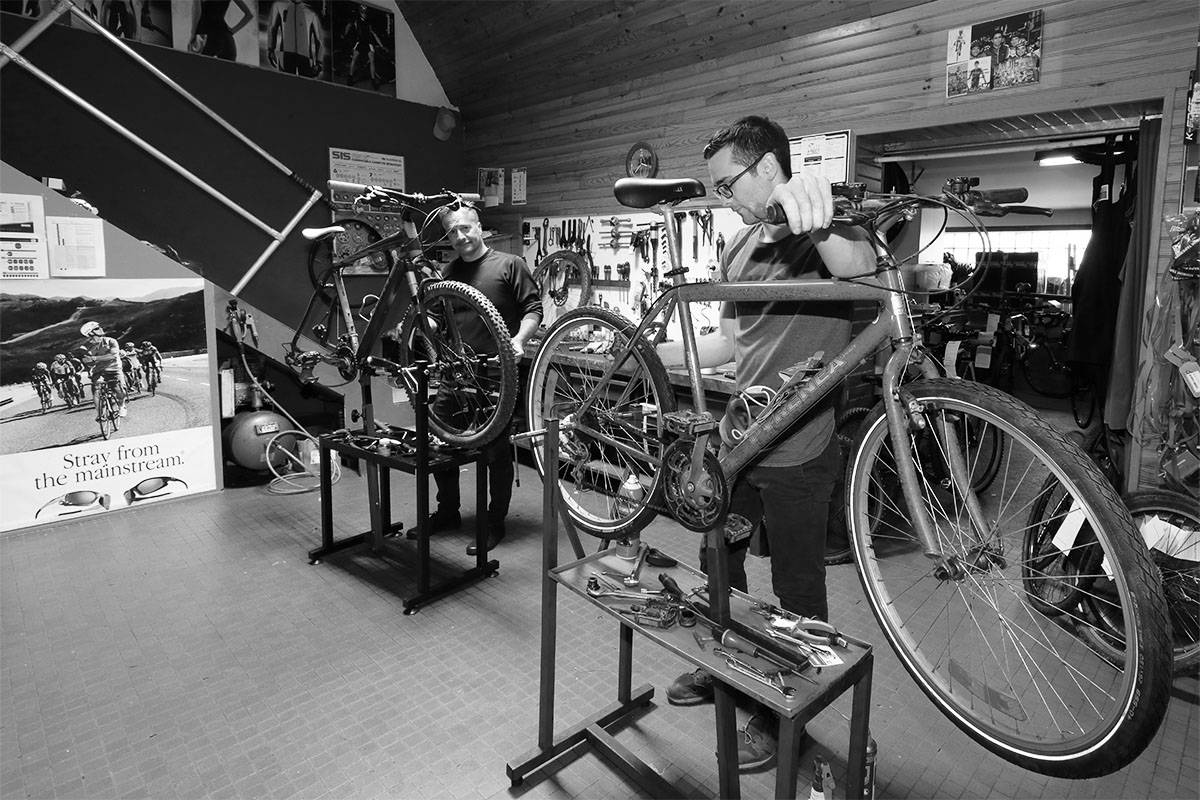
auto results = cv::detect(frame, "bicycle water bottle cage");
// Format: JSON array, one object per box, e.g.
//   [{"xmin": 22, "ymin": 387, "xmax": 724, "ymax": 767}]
[{"xmin": 613, "ymin": 177, "xmax": 706, "ymax": 209}]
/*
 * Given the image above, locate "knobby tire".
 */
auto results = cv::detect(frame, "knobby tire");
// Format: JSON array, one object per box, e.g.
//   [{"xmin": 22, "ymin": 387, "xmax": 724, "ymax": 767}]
[{"xmin": 397, "ymin": 280, "xmax": 518, "ymax": 449}]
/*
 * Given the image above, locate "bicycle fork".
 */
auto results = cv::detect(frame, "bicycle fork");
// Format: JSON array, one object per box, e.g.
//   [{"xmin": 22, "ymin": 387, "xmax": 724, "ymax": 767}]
[{"xmin": 880, "ymin": 344, "xmax": 993, "ymax": 571}]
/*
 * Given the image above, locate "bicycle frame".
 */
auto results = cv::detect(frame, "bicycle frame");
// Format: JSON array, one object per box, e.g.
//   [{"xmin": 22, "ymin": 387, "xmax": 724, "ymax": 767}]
[{"xmin": 571, "ymin": 198, "xmax": 983, "ymax": 564}]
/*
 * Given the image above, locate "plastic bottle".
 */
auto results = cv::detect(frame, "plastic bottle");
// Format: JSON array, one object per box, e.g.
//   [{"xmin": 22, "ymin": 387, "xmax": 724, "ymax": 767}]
[
  {"xmin": 863, "ymin": 736, "xmax": 877, "ymax": 799},
  {"xmin": 615, "ymin": 472, "xmax": 645, "ymax": 517},
  {"xmin": 809, "ymin": 755, "xmax": 829, "ymax": 800}
]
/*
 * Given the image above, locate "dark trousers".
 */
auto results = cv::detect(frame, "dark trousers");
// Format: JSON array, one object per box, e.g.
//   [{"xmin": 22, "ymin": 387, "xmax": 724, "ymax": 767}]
[
  {"xmin": 432, "ymin": 431, "xmax": 514, "ymax": 526},
  {"xmin": 699, "ymin": 435, "xmax": 839, "ymax": 621}
]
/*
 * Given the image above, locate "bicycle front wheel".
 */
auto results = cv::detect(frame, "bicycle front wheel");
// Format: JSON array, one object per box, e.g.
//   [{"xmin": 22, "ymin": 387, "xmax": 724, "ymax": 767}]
[
  {"xmin": 1021, "ymin": 341, "xmax": 1072, "ymax": 398},
  {"xmin": 397, "ymin": 280, "xmax": 518, "ymax": 449},
  {"xmin": 846, "ymin": 378, "xmax": 1170, "ymax": 777},
  {"xmin": 97, "ymin": 394, "xmax": 113, "ymax": 440},
  {"xmin": 526, "ymin": 307, "xmax": 675, "ymax": 539},
  {"xmin": 1102, "ymin": 490, "xmax": 1198, "ymax": 674}
]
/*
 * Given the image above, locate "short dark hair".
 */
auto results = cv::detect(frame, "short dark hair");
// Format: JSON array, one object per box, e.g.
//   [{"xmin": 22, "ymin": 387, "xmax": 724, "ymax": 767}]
[
  {"xmin": 439, "ymin": 203, "xmax": 481, "ymax": 228},
  {"xmin": 703, "ymin": 115, "xmax": 792, "ymax": 179}
]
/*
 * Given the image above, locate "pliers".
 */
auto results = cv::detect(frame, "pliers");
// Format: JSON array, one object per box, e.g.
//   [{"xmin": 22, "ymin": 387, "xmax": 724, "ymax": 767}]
[{"xmin": 752, "ymin": 601, "xmax": 850, "ymax": 648}]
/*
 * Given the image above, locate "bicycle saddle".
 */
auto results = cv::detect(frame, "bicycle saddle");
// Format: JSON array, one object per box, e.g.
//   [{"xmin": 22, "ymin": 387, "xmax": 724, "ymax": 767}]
[
  {"xmin": 614, "ymin": 177, "xmax": 705, "ymax": 209},
  {"xmin": 301, "ymin": 225, "xmax": 345, "ymax": 241}
]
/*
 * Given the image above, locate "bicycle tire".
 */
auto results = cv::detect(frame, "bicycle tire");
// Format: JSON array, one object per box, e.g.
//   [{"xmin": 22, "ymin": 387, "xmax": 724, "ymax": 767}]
[
  {"xmin": 1079, "ymin": 489, "xmax": 1199, "ymax": 674},
  {"xmin": 1021, "ymin": 341, "xmax": 1072, "ymax": 398},
  {"xmin": 147, "ymin": 368, "xmax": 159, "ymax": 396},
  {"xmin": 533, "ymin": 250, "xmax": 593, "ymax": 321},
  {"xmin": 526, "ymin": 306, "xmax": 675, "ymax": 539},
  {"xmin": 306, "ymin": 217, "xmax": 390, "ymax": 298},
  {"xmin": 96, "ymin": 393, "xmax": 112, "ymax": 440},
  {"xmin": 846, "ymin": 378, "xmax": 1170, "ymax": 777},
  {"xmin": 397, "ymin": 280, "xmax": 518, "ymax": 449}
]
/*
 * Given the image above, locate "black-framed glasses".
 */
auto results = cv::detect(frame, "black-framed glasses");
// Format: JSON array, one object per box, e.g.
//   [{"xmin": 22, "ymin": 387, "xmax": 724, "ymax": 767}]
[
  {"xmin": 124, "ymin": 476, "xmax": 188, "ymax": 504},
  {"xmin": 35, "ymin": 490, "xmax": 111, "ymax": 519},
  {"xmin": 713, "ymin": 151, "xmax": 768, "ymax": 199}
]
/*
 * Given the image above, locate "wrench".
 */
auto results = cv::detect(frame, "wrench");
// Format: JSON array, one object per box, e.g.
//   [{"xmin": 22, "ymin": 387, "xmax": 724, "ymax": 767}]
[
  {"xmin": 714, "ymin": 647, "xmax": 795, "ymax": 698},
  {"xmin": 623, "ymin": 543, "xmax": 649, "ymax": 586}
]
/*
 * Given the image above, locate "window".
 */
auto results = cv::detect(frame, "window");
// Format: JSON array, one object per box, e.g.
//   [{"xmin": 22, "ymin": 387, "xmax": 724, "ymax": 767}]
[{"xmin": 924, "ymin": 227, "xmax": 1092, "ymax": 294}]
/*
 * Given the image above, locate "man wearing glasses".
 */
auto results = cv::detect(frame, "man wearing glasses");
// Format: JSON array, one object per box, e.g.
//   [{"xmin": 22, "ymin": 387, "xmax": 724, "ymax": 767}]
[{"xmin": 657, "ymin": 115, "xmax": 874, "ymax": 771}]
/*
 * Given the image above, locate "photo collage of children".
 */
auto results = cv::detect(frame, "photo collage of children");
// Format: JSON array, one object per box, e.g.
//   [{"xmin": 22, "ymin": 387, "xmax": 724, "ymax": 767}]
[
  {"xmin": 946, "ymin": 10, "xmax": 1043, "ymax": 98},
  {"xmin": 0, "ymin": 0, "xmax": 397, "ymax": 97}
]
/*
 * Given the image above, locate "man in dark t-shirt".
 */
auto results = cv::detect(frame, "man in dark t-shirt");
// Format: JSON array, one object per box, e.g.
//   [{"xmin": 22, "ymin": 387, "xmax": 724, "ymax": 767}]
[
  {"xmin": 413, "ymin": 204, "xmax": 542, "ymax": 554},
  {"xmin": 656, "ymin": 115, "xmax": 875, "ymax": 771}
]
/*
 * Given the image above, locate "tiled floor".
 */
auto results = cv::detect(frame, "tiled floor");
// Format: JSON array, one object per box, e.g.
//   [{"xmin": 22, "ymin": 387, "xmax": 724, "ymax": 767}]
[{"xmin": 2, "ymin": 434, "xmax": 1197, "ymax": 799}]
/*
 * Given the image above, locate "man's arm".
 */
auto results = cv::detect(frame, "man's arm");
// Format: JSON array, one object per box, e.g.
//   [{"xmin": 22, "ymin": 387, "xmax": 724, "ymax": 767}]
[
  {"xmin": 656, "ymin": 315, "xmax": 735, "ymax": 370},
  {"xmin": 768, "ymin": 172, "xmax": 876, "ymax": 278},
  {"xmin": 511, "ymin": 313, "xmax": 541, "ymax": 356}
]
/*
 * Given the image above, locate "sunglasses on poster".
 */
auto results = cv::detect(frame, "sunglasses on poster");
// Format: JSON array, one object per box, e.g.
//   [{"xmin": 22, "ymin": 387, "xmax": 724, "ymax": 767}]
[
  {"xmin": 35, "ymin": 490, "xmax": 111, "ymax": 519},
  {"xmin": 124, "ymin": 476, "xmax": 188, "ymax": 505}
]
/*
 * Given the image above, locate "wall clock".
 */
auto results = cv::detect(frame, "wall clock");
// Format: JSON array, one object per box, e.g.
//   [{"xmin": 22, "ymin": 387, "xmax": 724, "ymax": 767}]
[{"xmin": 625, "ymin": 142, "xmax": 658, "ymax": 178}]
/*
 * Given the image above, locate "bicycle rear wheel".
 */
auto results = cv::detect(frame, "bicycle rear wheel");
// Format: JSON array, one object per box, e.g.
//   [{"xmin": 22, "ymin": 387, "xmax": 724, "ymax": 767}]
[
  {"xmin": 846, "ymin": 378, "xmax": 1170, "ymax": 777},
  {"xmin": 397, "ymin": 280, "xmax": 518, "ymax": 449},
  {"xmin": 526, "ymin": 307, "xmax": 675, "ymax": 539}
]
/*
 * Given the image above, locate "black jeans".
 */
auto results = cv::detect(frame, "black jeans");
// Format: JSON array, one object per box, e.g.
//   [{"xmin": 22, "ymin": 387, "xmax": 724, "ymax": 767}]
[
  {"xmin": 432, "ymin": 431, "xmax": 514, "ymax": 526},
  {"xmin": 699, "ymin": 435, "xmax": 839, "ymax": 621}
]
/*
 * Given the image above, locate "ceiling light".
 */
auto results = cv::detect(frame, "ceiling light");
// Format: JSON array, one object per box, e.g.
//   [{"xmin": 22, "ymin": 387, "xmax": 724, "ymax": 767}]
[{"xmin": 1036, "ymin": 152, "xmax": 1081, "ymax": 167}]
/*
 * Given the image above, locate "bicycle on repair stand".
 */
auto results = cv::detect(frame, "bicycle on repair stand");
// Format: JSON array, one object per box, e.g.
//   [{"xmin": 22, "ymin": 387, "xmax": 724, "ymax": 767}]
[
  {"xmin": 286, "ymin": 182, "xmax": 519, "ymax": 449},
  {"xmin": 525, "ymin": 175, "xmax": 1171, "ymax": 778}
]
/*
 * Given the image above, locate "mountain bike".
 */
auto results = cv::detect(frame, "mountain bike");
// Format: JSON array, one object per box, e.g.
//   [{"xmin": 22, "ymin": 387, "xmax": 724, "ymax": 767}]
[
  {"xmin": 94, "ymin": 377, "xmax": 121, "ymax": 439},
  {"xmin": 525, "ymin": 176, "xmax": 1171, "ymax": 778},
  {"xmin": 286, "ymin": 182, "xmax": 519, "ymax": 448}
]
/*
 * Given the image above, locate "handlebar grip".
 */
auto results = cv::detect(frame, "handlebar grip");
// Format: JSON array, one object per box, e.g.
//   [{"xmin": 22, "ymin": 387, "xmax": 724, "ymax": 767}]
[
  {"xmin": 328, "ymin": 179, "xmax": 370, "ymax": 196},
  {"xmin": 457, "ymin": 192, "xmax": 483, "ymax": 203},
  {"xmin": 974, "ymin": 187, "xmax": 1028, "ymax": 204},
  {"xmin": 763, "ymin": 203, "xmax": 786, "ymax": 225}
]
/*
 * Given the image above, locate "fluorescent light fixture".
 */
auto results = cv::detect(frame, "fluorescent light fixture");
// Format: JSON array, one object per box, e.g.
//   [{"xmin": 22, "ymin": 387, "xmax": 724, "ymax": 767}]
[{"xmin": 1037, "ymin": 153, "xmax": 1081, "ymax": 166}]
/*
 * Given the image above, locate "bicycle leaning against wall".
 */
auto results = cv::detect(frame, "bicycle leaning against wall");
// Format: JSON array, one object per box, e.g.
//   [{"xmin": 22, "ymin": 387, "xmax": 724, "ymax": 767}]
[
  {"xmin": 524, "ymin": 176, "xmax": 1171, "ymax": 778},
  {"xmin": 286, "ymin": 182, "xmax": 519, "ymax": 449}
]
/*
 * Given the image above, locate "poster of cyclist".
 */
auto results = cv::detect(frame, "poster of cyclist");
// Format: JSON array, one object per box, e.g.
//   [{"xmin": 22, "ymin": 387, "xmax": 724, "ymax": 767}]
[
  {"xmin": 259, "ymin": 0, "xmax": 333, "ymax": 81},
  {"xmin": 0, "ymin": 277, "xmax": 217, "ymax": 532},
  {"xmin": 330, "ymin": 1, "xmax": 395, "ymax": 95}
]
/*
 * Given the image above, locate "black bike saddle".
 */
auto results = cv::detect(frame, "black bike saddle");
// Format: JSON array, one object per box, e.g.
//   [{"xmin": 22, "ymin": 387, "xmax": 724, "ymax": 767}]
[{"xmin": 614, "ymin": 177, "xmax": 706, "ymax": 209}]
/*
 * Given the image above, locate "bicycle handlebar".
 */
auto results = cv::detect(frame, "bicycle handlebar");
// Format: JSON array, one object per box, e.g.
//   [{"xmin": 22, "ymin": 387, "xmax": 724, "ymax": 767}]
[
  {"xmin": 327, "ymin": 180, "xmax": 482, "ymax": 205},
  {"xmin": 761, "ymin": 182, "xmax": 1051, "ymax": 225}
]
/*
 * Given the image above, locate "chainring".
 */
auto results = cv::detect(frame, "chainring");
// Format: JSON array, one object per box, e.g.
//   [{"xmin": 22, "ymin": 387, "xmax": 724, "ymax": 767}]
[{"xmin": 661, "ymin": 439, "xmax": 729, "ymax": 532}]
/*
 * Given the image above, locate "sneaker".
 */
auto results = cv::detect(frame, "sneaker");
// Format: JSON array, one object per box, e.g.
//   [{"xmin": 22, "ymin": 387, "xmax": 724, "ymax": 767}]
[
  {"xmin": 118, "ymin": 406, "xmax": 128, "ymax": 418},
  {"xmin": 737, "ymin": 710, "xmax": 778, "ymax": 772},
  {"xmin": 405, "ymin": 508, "xmax": 461, "ymax": 538},
  {"xmin": 666, "ymin": 668, "xmax": 714, "ymax": 706}
]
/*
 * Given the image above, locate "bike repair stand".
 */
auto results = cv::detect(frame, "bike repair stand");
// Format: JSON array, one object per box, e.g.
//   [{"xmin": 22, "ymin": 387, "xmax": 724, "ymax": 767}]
[
  {"xmin": 504, "ymin": 420, "xmax": 739, "ymax": 798},
  {"xmin": 308, "ymin": 360, "xmax": 499, "ymax": 614},
  {"xmin": 506, "ymin": 418, "xmax": 873, "ymax": 799}
]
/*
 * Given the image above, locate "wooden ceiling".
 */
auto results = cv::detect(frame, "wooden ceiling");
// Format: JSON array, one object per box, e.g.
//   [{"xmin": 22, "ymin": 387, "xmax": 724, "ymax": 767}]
[{"xmin": 394, "ymin": 1, "xmax": 935, "ymax": 119}]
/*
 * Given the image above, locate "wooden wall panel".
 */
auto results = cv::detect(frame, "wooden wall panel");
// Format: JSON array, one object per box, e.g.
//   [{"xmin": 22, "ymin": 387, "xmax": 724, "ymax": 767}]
[{"xmin": 463, "ymin": 0, "xmax": 1195, "ymax": 232}]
